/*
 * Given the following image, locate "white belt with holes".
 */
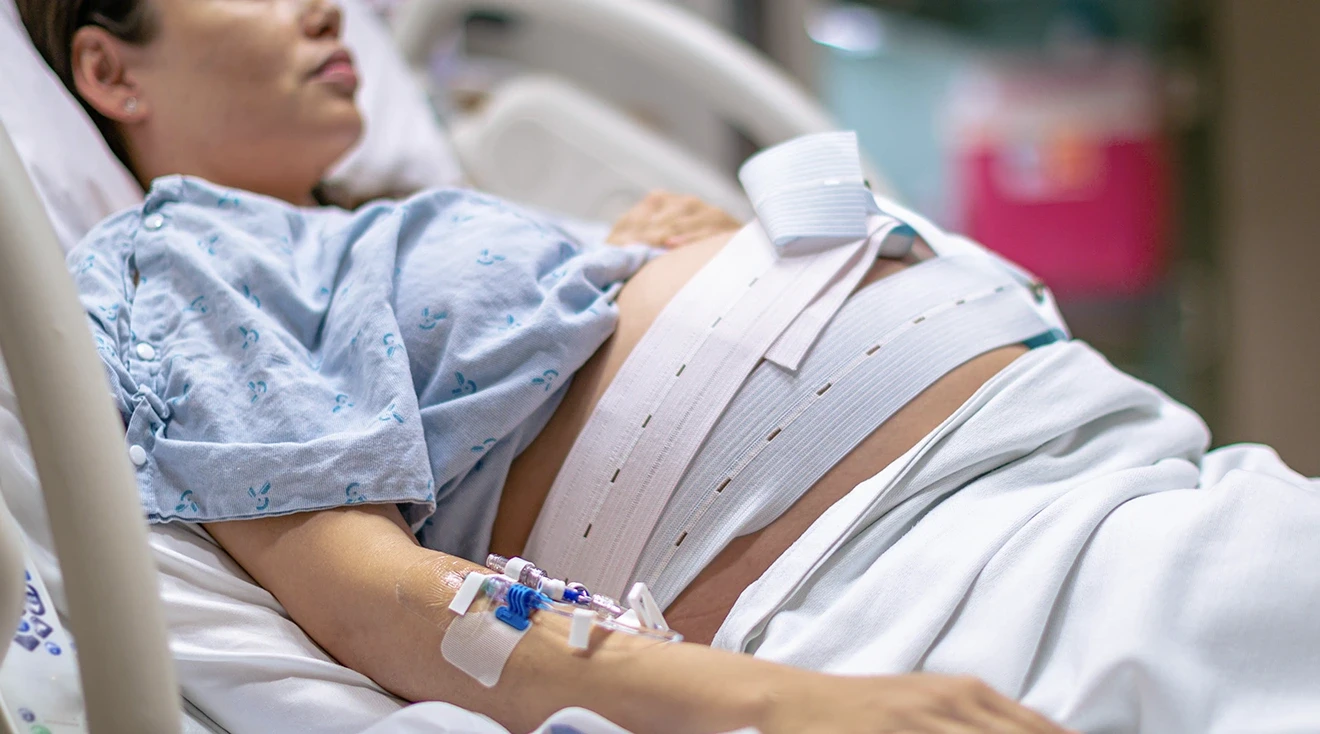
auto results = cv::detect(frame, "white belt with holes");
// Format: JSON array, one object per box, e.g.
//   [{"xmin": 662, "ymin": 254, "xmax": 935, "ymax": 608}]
[
  {"xmin": 525, "ymin": 218, "xmax": 891, "ymax": 596},
  {"xmin": 524, "ymin": 133, "xmax": 1066, "ymax": 598}
]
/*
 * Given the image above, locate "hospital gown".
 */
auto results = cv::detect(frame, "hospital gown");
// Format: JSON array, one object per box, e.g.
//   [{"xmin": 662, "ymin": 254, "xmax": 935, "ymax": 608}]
[{"xmin": 67, "ymin": 175, "xmax": 652, "ymax": 559}]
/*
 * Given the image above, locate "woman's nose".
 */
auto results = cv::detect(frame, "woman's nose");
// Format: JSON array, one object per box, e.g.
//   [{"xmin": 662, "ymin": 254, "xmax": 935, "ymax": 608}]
[{"xmin": 302, "ymin": 0, "xmax": 344, "ymax": 40}]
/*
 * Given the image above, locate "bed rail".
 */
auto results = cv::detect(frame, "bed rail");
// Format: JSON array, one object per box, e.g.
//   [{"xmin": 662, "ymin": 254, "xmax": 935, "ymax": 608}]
[
  {"xmin": 0, "ymin": 121, "xmax": 180, "ymax": 732},
  {"xmin": 0, "ymin": 483, "xmax": 26, "ymax": 675},
  {"xmin": 392, "ymin": 0, "xmax": 894, "ymax": 195}
]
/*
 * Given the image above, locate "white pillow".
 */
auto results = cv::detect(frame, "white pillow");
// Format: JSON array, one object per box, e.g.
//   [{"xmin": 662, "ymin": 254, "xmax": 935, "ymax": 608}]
[
  {"xmin": 0, "ymin": 0, "xmax": 461, "ymax": 253},
  {"xmin": 0, "ymin": 0, "xmax": 142, "ymax": 253}
]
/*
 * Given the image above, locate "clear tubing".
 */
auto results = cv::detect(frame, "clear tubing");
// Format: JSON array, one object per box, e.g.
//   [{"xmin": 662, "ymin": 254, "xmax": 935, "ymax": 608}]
[
  {"xmin": 478, "ymin": 573, "xmax": 516, "ymax": 606},
  {"xmin": 479, "ymin": 556, "xmax": 671, "ymax": 640},
  {"xmin": 485, "ymin": 554, "xmax": 548, "ymax": 589},
  {"xmin": 486, "ymin": 554, "xmax": 509, "ymax": 573},
  {"xmin": 587, "ymin": 593, "xmax": 625, "ymax": 618}
]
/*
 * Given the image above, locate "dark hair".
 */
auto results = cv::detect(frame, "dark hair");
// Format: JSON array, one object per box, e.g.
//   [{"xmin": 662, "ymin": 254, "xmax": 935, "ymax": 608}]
[{"xmin": 16, "ymin": 0, "xmax": 158, "ymax": 173}]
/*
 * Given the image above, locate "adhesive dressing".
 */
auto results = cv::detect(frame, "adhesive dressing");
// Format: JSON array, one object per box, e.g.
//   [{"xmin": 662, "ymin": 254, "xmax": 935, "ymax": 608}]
[{"xmin": 439, "ymin": 593, "xmax": 526, "ymax": 687}]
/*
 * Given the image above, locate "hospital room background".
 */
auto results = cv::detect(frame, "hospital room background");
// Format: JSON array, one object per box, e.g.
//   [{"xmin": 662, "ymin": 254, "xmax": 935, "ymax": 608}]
[
  {"xmin": 366, "ymin": 0, "xmax": 1317, "ymax": 474},
  {"xmin": 0, "ymin": 0, "xmax": 1318, "ymax": 731}
]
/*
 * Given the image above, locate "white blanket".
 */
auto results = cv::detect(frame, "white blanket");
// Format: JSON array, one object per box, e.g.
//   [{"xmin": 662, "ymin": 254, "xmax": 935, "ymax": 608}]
[{"xmin": 716, "ymin": 341, "xmax": 1320, "ymax": 733}]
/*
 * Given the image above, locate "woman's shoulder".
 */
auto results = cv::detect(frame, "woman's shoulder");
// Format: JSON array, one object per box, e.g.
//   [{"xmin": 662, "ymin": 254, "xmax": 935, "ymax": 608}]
[
  {"xmin": 70, "ymin": 176, "xmax": 275, "ymax": 242},
  {"xmin": 68, "ymin": 199, "xmax": 147, "ymax": 268},
  {"xmin": 65, "ymin": 177, "xmax": 201, "ymax": 267},
  {"xmin": 146, "ymin": 175, "xmax": 353, "ymax": 217}
]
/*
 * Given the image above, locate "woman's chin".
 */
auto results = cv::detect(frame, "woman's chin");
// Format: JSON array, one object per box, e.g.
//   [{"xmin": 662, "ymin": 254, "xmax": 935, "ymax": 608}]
[
  {"xmin": 327, "ymin": 97, "xmax": 364, "ymax": 132},
  {"xmin": 317, "ymin": 107, "xmax": 366, "ymax": 157},
  {"xmin": 298, "ymin": 90, "xmax": 364, "ymax": 136}
]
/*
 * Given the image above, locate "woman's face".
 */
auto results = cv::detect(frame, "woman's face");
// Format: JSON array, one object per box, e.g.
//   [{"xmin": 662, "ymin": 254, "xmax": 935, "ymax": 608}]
[{"xmin": 85, "ymin": 0, "xmax": 363, "ymax": 201}]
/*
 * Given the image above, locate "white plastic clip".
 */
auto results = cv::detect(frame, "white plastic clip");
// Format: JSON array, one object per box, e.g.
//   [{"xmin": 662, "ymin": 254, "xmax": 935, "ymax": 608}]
[
  {"xmin": 449, "ymin": 571, "xmax": 487, "ymax": 616},
  {"xmin": 503, "ymin": 557, "xmax": 532, "ymax": 583},
  {"xmin": 626, "ymin": 582, "xmax": 669, "ymax": 632},
  {"xmin": 540, "ymin": 577, "xmax": 567, "ymax": 601},
  {"xmin": 568, "ymin": 609, "xmax": 594, "ymax": 650}
]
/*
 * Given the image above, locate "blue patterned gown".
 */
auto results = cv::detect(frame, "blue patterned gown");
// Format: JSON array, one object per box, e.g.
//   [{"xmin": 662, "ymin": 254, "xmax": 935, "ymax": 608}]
[{"xmin": 68, "ymin": 176, "xmax": 652, "ymax": 560}]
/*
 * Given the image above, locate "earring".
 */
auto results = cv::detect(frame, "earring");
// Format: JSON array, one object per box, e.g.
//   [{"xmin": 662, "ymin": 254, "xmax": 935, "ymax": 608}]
[{"xmin": 124, "ymin": 97, "xmax": 138, "ymax": 114}]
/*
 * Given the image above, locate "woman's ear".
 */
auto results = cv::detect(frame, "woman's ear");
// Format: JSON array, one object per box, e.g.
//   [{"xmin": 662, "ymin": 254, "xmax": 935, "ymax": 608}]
[{"xmin": 70, "ymin": 25, "xmax": 147, "ymax": 123}]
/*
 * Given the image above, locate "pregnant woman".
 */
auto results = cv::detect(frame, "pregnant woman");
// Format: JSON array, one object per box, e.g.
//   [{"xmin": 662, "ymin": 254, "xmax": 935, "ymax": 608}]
[{"xmin": 23, "ymin": 0, "xmax": 1320, "ymax": 733}]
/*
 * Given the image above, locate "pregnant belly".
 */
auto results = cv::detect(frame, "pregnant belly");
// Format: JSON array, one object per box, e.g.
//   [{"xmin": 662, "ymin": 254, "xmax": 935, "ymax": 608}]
[{"xmin": 490, "ymin": 230, "xmax": 1026, "ymax": 644}]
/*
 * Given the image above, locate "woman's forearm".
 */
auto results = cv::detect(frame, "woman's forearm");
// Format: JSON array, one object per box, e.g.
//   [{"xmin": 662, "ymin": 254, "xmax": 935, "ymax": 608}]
[
  {"xmin": 206, "ymin": 506, "xmax": 1070, "ymax": 734},
  {"xmin": 204, "ymin": 505, "xmax": 778, "ymax": 733},
  {"xmin": 495, "ymin": 598, "xmax": 783, "ymax": 732}
]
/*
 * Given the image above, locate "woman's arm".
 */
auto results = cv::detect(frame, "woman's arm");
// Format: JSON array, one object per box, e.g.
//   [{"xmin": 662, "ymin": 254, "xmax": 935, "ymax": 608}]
[{"xmin": 205, "ymin": 506, "xmax": 1068, "ymax": 734}]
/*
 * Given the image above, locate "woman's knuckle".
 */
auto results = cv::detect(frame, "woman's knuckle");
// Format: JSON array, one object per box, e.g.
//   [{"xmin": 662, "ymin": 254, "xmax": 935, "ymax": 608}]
[{"xmin": 954, "ymin": 674, "xmax": 982, "ymax": 687}]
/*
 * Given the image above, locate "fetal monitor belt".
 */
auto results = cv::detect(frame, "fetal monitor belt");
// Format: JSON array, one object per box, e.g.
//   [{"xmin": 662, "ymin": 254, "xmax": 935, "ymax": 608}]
[
  {"xmin": 525, "ymin": 217, "xmax": 902, "ymax": 598},
  {"xmin": 526, "ymin": 133, "xmax": 1068, "ymax": 600},
  {"xmin": 631, "ymin": 257, "xmax": 1063, "ymax": 604}
]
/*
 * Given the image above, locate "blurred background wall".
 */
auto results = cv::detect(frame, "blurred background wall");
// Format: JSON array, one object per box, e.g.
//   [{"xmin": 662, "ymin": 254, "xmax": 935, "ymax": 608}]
[{"xmin": 1216, "ymin": 0, "xmax": 1320, "ymax": 474}]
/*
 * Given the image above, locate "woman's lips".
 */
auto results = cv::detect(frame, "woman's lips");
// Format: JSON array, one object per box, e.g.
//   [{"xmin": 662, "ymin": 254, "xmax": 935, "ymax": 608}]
[{"xmin": 312, "ymin": 51, "xmax": 359, "ymax": 94}]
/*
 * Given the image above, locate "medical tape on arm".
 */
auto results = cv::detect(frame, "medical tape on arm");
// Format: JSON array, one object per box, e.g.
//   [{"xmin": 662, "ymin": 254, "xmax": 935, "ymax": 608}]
[
  {"xmin": 394, "ymin": 556, "xmax": 525, "ymax": 687},
  {"xmin": 440, "ymin": 592, "xmax": 527, "ymax": 688}
]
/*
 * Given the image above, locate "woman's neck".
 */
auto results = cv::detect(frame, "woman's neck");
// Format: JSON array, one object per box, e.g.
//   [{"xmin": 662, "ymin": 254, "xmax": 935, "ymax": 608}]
[
  {"xmin": 129, "ymin": 140, "xmax": 322, "ymax": 207},
  {"xmin": 137, "ymin": 169, "xmax": 319, "ymax": 207}
]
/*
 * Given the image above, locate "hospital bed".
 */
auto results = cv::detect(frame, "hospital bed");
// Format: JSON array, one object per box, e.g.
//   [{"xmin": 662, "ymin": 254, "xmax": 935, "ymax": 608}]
[{"xmin": 0, "ymin": 1, "xmax": 873, "ymax": 731}]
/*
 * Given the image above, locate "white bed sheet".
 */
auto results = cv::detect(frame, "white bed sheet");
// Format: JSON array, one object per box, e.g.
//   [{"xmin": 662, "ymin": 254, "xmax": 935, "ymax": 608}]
[
  {"xmin": 150, "ymin": 523, "xmax": 412, "ymax": 733},
  {"xmin": 152, "ymin": 521, "xmax": 642, "ymax": 734}
]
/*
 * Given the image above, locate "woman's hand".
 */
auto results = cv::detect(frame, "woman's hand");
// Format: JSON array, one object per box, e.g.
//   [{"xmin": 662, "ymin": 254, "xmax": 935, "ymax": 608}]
[
  {"xmin": 758, "ymin": 672, "xmax": 1073, "ymax": 734},
  {"xmin": 607, "ymin": 190, "xmax": 741, "ymax": 248}
]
